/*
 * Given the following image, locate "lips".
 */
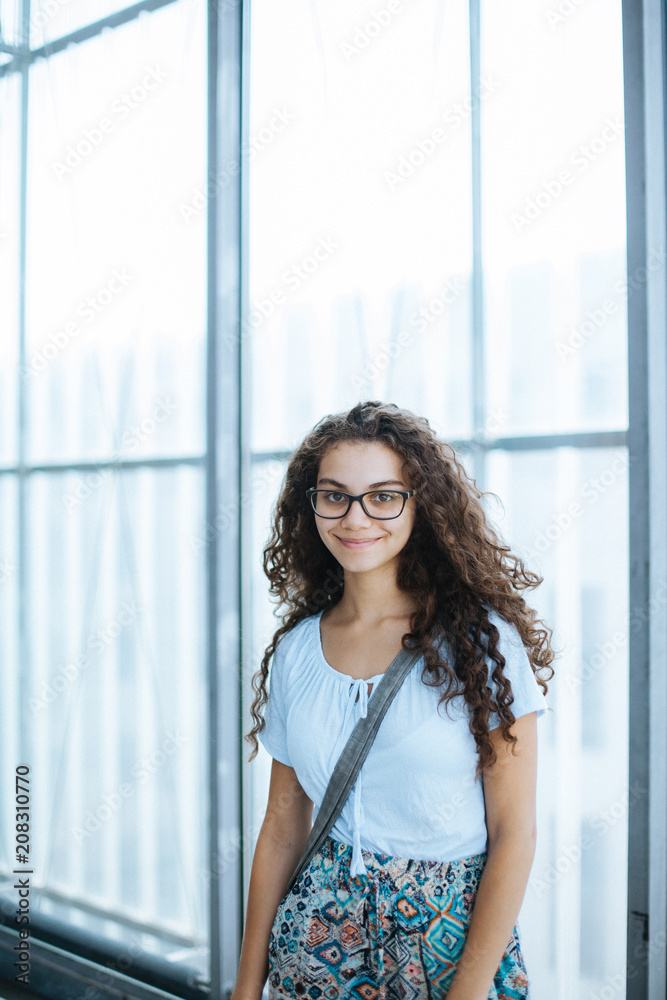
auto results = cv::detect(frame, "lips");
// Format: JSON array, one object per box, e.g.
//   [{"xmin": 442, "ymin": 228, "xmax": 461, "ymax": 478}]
[{"xmin": 335, "ymin": 537, "xmax": 381, "ymax": 549}]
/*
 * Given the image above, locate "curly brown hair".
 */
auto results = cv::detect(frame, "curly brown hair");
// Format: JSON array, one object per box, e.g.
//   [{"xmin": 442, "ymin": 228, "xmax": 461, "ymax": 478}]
[{"xmin": 247, "ymin": 400, "xmax": 555, "ymax": 777}]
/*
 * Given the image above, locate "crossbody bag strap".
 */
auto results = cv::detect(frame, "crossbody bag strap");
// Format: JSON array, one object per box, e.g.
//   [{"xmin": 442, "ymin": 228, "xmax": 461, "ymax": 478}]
[{"xmin": 284, "ymin": 643, "xmax": 422, "ymax": 896}]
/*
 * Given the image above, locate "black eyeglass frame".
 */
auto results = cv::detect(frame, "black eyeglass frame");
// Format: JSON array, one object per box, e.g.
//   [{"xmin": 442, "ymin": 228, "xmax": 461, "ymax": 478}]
[{"xmin": 305, "ymin": 487, "xmax": 416, "ymax": 520}]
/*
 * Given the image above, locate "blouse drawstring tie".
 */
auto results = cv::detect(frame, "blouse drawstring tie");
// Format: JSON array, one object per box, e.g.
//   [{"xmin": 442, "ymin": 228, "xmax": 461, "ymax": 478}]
[{"xmin": 348, "ymin": 678, "xmax": 371, "ymax": 878}]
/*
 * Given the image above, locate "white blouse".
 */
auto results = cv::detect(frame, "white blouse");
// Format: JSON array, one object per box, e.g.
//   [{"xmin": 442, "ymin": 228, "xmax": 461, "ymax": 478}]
[{"xmin": 259, "ymin": 607, "xmax": 549, "ymax": 876}]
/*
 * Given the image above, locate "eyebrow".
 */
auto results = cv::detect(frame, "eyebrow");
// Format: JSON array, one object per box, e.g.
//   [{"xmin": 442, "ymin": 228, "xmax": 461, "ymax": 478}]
[{"xmin": 317, "ymin": 478, "xmax": 406, "ymax": 490}]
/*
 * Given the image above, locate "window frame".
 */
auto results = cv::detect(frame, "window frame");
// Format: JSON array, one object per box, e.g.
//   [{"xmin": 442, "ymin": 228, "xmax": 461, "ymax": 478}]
[
  {"xmin": 0, "ymin": 0, "xmax": 664, "ymax": 997},
  {"xmin": 623, "ymin": 0, "xmax": 667, "ymax": 996},
  {"xmin": 0, "ymin": 1, "xmax": 248, "ymax": 998}
]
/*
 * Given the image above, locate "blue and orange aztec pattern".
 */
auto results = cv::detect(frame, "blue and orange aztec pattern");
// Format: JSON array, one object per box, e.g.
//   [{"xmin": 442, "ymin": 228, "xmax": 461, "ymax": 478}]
[{"xmin": 268, "ymin": 835, "xmax": 530, "ymax": 999}]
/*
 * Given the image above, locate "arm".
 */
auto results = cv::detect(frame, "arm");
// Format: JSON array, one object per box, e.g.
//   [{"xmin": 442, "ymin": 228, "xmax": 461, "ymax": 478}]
[
  {"xmin": 231, "ymin": 759, "xmax": 314, "ymax": 1000},
  {"xmin": 445, "ymin": 711, "xmax": 538, "ymax": 1000}
]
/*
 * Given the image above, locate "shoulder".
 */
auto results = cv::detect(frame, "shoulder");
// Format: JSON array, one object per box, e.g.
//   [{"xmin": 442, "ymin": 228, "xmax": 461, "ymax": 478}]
[
  {"xmin": 483, "ymin": 606, "xmax": 537, "ymax": 689},
  {"xmin": 483, "ymin": 606, "xmax": 548, "ymax": 717},
  {"xmin": 485, "ymin": 606, "xmax": 526, "ymax": 654},
  {"xmin": 270, "ymin": 612, "xmax": 320, "ymax": 678},
  {"xmin": 275, "ymin": 612, "xmax": 319, "ymax": 653}
]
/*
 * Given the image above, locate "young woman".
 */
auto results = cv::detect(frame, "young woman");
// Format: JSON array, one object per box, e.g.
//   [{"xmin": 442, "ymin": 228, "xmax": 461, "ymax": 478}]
[{"xmin": 232, "ymin": 400, "xmax": 554, "ymax": 1000}]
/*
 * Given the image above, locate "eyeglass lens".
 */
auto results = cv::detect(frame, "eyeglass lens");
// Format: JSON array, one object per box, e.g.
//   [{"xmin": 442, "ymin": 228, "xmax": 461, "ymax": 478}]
[{"xmin": 311, "ymin": 490, "xmax": 405, "ymax": 519}]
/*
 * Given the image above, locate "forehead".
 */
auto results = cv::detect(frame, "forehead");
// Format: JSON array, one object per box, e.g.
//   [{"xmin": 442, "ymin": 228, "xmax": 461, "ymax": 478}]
[{"xmin": 317, "ymin": 441, "xmax": 406, "ymax": 481}]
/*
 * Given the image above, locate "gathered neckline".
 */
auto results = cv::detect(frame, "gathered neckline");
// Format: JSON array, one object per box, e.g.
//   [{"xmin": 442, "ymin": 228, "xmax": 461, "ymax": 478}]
[{"xmin": 314, "ymin": 610, "xmax": 389, "ymax": 684}]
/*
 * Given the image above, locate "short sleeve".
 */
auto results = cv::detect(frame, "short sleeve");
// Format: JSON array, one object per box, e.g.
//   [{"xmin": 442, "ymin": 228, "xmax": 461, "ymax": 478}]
[
  {"xmin": 257, "ymin": 635, "xmax": 293, "ymax": 766},
  {"xmin": 486, "ymin": 612, "xmax": 549, "ymax": 730}
]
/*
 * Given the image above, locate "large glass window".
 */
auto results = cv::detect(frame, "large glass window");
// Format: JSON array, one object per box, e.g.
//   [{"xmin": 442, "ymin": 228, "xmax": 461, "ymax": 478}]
[
  {"xmin": 480, "ymin": 3, "xmax": 628, "ymax": 992},
  {"xmin": 2, "ymin": 0, "xmax": 656, "ymax": 996},
  {"xmin": 247, "ymin": 2, "xmax": 628, "ymax": 997},
  {"xmin": 0, "ymin": 0, "xmax": 209, "ymax": 989},
  {"xmin": 248, "ymin": 0, "xmax": 474, "ymax": 454}
]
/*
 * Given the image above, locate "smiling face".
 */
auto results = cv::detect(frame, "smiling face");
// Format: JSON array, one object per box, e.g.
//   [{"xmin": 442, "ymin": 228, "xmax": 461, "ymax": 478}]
[{"xmin": 313, "ymin": 440, "xmax": 416, "ymax": 579}]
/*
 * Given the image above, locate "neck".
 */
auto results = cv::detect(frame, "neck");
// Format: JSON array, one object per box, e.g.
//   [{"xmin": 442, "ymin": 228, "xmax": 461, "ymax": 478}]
[{"xmin": 332, "ymin": 563, "xmax": 417, "ymax": 624}]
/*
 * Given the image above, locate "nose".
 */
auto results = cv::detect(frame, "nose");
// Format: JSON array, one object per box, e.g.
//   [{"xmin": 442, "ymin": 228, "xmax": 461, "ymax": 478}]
[{"xmin": 340, "ymin": 497, "xmax": 373, "ymax": 527}]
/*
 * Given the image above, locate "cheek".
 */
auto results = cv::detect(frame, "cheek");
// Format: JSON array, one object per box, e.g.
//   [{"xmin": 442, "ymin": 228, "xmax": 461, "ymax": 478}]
[
  {"xmin": 400, "ymin": 524, "xmax": 413, "ymax": 544},
  {"xmin": 398, "ymin": 515, "xmax": 416, "ymax": 545},
  {"xmin": 314, "ymin": 518, "xmax": 332, "ymax": 547}
]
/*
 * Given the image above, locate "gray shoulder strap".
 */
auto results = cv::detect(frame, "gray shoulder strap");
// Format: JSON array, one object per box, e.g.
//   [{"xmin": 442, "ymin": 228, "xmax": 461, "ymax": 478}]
[{"xmin": 285, "ymin": 643, "xmax": 421, "ymax": 895}]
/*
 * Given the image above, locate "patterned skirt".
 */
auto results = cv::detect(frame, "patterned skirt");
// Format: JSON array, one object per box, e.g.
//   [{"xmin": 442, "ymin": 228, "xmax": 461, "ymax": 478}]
[{"xmin": 268, "ymin": 835, "xmax": 530, "ymax": 999}]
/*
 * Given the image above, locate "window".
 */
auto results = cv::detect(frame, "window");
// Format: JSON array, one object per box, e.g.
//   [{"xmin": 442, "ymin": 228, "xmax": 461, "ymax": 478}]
[
  {"xmin": 0, "ymin": 1, "xmax": 210, "ymax": 995},
  {"xmin": 247, "ymin": 2, "xmax": 631, "ymax": 997},
  {"xmin": 1, "ymin": 1, "xmax": 665, "ymax": 998}
]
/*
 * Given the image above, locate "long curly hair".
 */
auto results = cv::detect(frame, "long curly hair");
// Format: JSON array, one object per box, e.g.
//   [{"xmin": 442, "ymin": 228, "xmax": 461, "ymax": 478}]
[{"xmin": 247, "ymin": 400, "xmax": 555, "ymax": 778}]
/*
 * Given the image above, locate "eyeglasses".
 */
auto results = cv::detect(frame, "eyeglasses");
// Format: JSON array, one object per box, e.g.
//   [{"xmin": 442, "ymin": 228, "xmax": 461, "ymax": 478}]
[{"xmin": 306, "ymin": 488, "xmax": 415, "ymax": 520}]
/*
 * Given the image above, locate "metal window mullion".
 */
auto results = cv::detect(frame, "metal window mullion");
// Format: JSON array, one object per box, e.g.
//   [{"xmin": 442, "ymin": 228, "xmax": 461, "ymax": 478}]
[
  {"xmin": 0, "ymin": 455, "xmax": 206, "ymax": 475},
  {"xmin": 206, "ymin": 3, "xmax": 220, "ymax": 993},
  {"xmin": 0, "ymin": 0, "xmax": 180, "ymax": 77},
  {"xmin": 469, "ymin": 0, "xmax": 485, "ymax": 484},
  {"xmin": 247, "ymin": 430, "xmax": 629, "ymax": 468},
  {"xmin": 624, "ymin": 0, "xmax": 667, "ymax": 996},
  {"xmin": 238, "ymin": 0, "xmax": 253, "ymax": 948},
  {"xmin": 643, "ymin": 0, "xmax": 667, "ymax": 994},
  {"xmin": 17, "ymin": 0, "xmax": 30, "ymax": 778},
  {"xmin": 207, "ymin": 0, "xmax": 245, "ymax": 995}
]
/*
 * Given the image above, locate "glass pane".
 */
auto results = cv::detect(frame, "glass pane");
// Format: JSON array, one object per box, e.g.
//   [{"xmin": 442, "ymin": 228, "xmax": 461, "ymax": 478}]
[
  {"xmin": 247, "ymin": 458, "xmax": 290, "ymax": 841},
  {"xmin": 25, "ymin": 0, "xmax": 206, "ymax": 464},
  {"xmin": 0, "ymin": 69, "xmax": 20, "ymax": 467},
  {"xmin": 485, "ymin": 447, "xmax": 629, "ymax": 997},
  {"xmin": 18, "ymin": 465, "xmax": 208, "ymax": 972},
  {"xmin": 0, "ymin": 475, "xmax": 19, "ymax": 859},
  {"xmin": 481, "ymin": 0, "xmax": 627, "ymax": 436},
  {"xmin": 0, "ymin": 0, "xmax": 22, "ymax": 46},
  {"xmin": 29, "ymin": 0, "xmax": 156, "ymax": 48},
  {"xmin": 249, "ymin": 0, "xmax": 473, "ymax": 454}
]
